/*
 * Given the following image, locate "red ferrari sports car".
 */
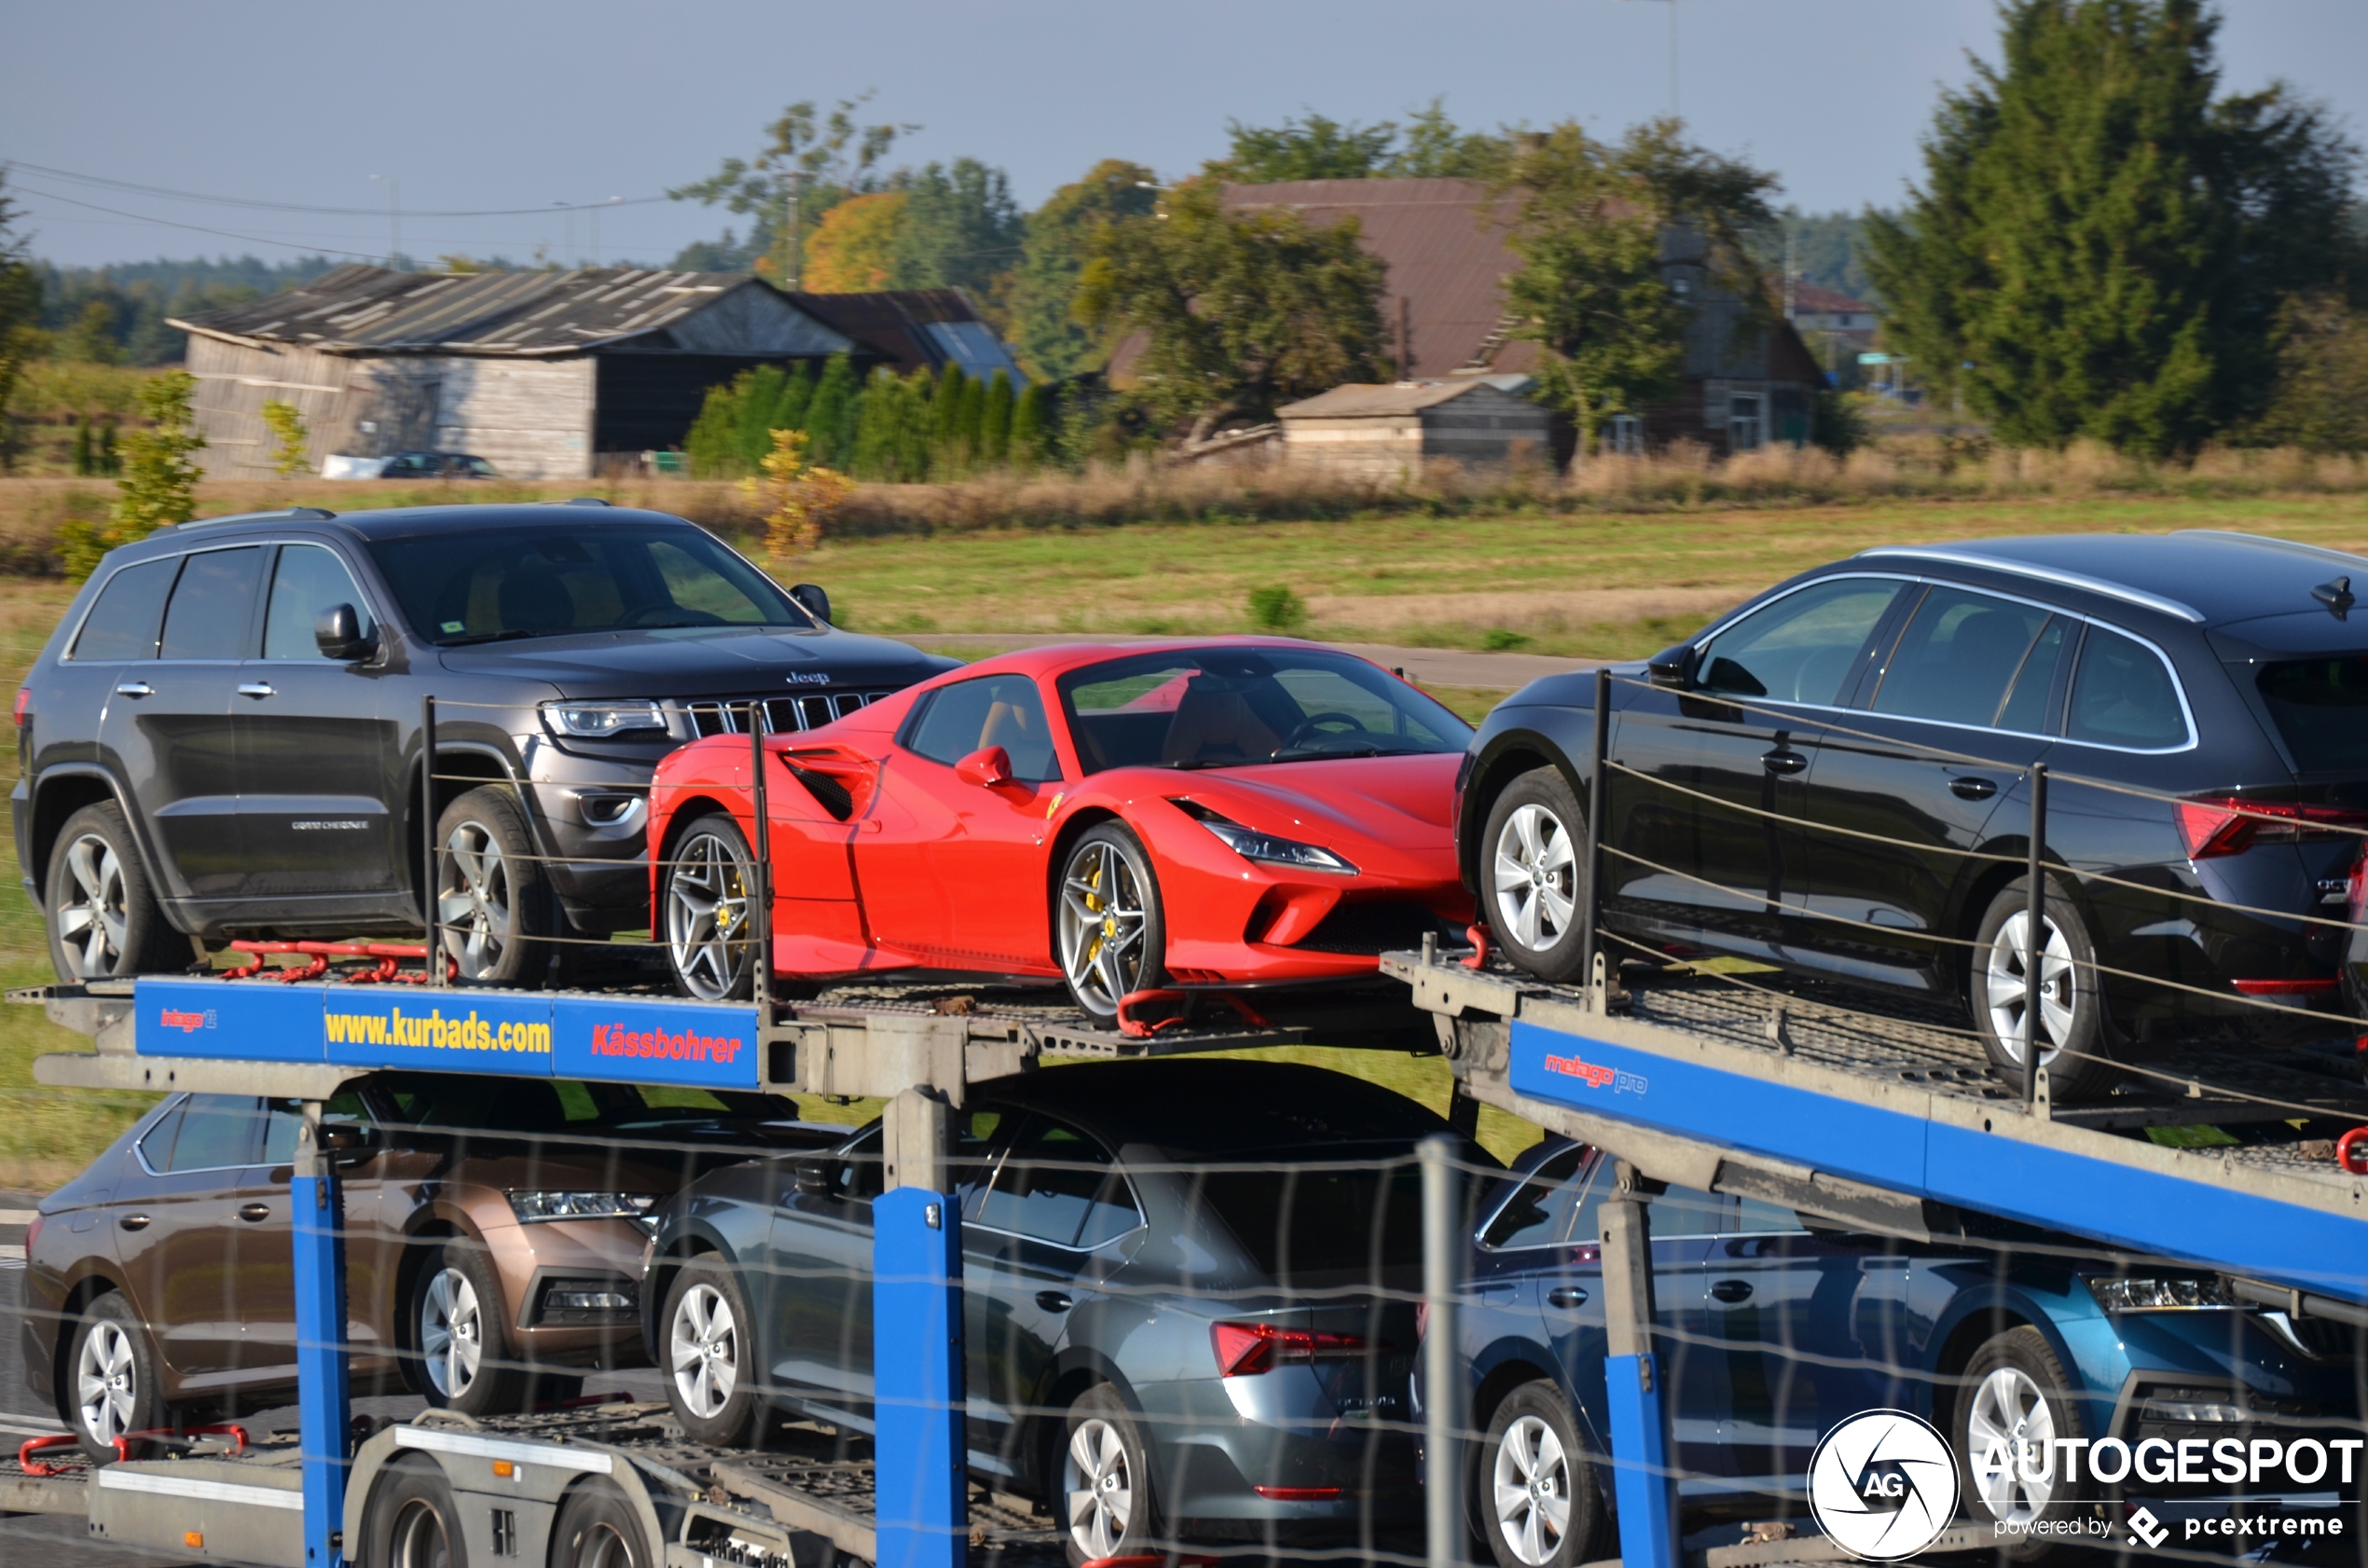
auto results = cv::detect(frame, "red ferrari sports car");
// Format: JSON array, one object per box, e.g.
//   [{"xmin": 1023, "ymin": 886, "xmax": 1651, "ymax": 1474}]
[{"xmin": 644, "ymin": 640, "xmax": 1476, "ymax": 1020}]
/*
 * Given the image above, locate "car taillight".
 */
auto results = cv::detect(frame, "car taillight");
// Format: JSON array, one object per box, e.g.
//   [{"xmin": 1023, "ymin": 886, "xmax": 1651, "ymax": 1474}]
[
  {"xmin": 22, "ymin": 1213, "xmax": 40, "ymax": 1253},
  {"xmin": 11, "ymin": 688, "xmax": 26, "ymax": 728},
  {"xmin": 1211, "ymin": 1320, "xmax": 1372, "ymax": 1377},
  {"xmin": 2174, "ymin": 796, "xmax": 2368, "ymax": 860}
]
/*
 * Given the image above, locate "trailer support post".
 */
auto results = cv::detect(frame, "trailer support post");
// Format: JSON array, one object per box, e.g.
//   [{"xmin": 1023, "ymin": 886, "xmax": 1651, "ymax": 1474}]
[
  {"xmin": 874, "ymin": 1090, "xmax": 967, "ymax": 1568},
  {"xmin": 1419, "ymin": 1135, "xmax": 1466, "ymax": 1568},
  {"xmin": 1600, "ymin": 1167, "xmax": 1675, "ymax": 1568},
  {"xmin": 290, "ymin": 1103, "xmax": 351, "ymax": 1568}
]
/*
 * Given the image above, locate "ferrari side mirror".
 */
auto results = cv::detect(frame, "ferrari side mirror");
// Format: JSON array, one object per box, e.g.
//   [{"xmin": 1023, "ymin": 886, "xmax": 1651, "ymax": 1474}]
[{"xmin": 956, "ymin": 746, "xmax": 1014, "ymax": 789}]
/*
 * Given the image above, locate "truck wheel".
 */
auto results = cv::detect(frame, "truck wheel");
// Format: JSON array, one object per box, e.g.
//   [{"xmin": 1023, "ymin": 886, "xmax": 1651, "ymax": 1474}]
[
  {"xmin": 1055, "ymin": 825, "xmax": 1166, "ymax": 1022},
  {"xmin": 1477, "ymin": 1380, "xmax": 1604, "ymax": 1568},
  {"xmin": 663, "ymin": 1259, "xmax": 765, "ymax": 1447},
  {"xmin": 1971, "ymin": 881, "xmax": 2116, "ymax": 1100},
  {"xmin": 553, "ymin": 1479, "xmax": 644, "ymax": 1568},
  {"xmin": 46, "ymin": 802, "xmax": 183, "ymax": 981},
  {"xmin": 1060, "ymin": 1383, "xmax": 1157, "ymax": 1568},
  {"xmin": 434, "ymin": 786, "xmax": 555, "ymax": 986},
  {"xmin": 410, "ymin": 1241, "xmax": 529, "ymax": 1415},
  {"xmin": 1482, "ymin": 770, "xmax": 1590, "ymax": 983},
  {"xmin": 67, "ymin": 1292, "xmax": 169, "ymax": 1462},
  {"xmin": 662, "ymin": 815, "xmax": 757, "ymax": 1001},
  {"xmin": 366, "ymin": 1459, "xmax": 469, "ymax": 1568},
  {"xmin": 1954, "ymin": 1327, "xmax": 2086, "ymax": 1561}
]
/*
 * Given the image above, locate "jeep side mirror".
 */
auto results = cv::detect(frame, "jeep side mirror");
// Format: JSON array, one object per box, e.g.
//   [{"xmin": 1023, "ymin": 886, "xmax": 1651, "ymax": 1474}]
[
  {"xmin": 793, "ymin": 1158, "xmax": 840, "ymax": 1199},
  {"xmin": 790, "ymin": 583, "xmax": 833, "ymax": 625},
  {"xmin": 314, "ymin": 603, "xmax": 377, "ymax": 662},
  {"xmin": 1646, "ymin": 642, "xmax": 1697, "ymax": 690},
  {"xmin": 956, "ymin": 746, "xmax": 1014, "ymax": 790}
]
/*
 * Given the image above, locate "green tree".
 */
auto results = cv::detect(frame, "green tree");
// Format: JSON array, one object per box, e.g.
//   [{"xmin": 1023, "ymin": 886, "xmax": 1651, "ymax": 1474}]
[
  {"xmin": 891, "ymin": 159, "xmax": 1024, "ymax": 296},
  {"xmin": 1499, "ymin": 119, "xmax": 1778, "ymax": 452},
  {"xmin": 65, "ymin": 370, "xmax": 207, "ymax": 576},
  {"xmin": 1387, "ymin": 99, "xmax": 1514, "ymax": 179},
  {"xmin": 0, "ymin": 174, "xmax": 41, "ymax": 474},
  {"xmin": 259, "ymin": 398, "xmax": 310, "ymax": 477},
  {"xmin": 803, "ymin": 353, "xmax": 860, "ymax": 466},
  {"xmin": 2250, "ymin": 295, "xmax": 2368, "ymax": 451},
  {"xmin": 980, "ymin": 371, "xmax": 1014, "ymax": 464},
  {"xmin": 1219, "ymin": 112, "xmax": 1397, "ymax": 181},
  {"xmin": 1010, "ymin": 382, "xmax": 1050, "ymax": 469},
  {"xmin": 73, "ymin": 418, "xmax": 94, "ymax": 477},
  {"xmin": 1079, "ymin": 181, "xmax": 1388, "ymax": 446},
  {"xmin": 1865, "ymin": 0, "xmax": 2361, "ymax": 454},
  {"xmin": 930, "ymin": 364, "xmax": 970, "ymax": 463},
  {"xmin": 669, "ymin": 96, "xmax": 916, "ymax": 283},
  {"xmin": 954, "ymin": 373, "xmax": 987, "ymax": 465},
  {"xmin": 61, "ymin": 299, "xmax": 124, "ymax": 364},
  {"xmin": 1009, "ymin": 159, "xmax": 1159, "ymax": 382}
]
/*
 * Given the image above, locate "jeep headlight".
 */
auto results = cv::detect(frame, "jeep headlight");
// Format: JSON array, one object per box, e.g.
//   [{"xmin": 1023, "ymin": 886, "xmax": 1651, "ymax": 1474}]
[
  {"xmin": 507, "ymin": 1190, "xmax": 660, "ymax": 1231},
  {"xmin": 543, "ymin": 701, "xmax": 667, "ymax": 738}
]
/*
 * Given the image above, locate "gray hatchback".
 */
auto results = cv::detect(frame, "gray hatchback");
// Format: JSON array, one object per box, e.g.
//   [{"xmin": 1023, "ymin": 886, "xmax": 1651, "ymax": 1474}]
[{"xmin": 641, "ymin": 1059, "xmax": 1500, "ymax": 1566}]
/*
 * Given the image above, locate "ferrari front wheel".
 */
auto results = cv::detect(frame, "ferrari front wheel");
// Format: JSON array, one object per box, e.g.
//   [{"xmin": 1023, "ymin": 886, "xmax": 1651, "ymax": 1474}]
[
  {"xmin": 1056, "ymin": 824, "xmax": 1166, "ymax": 1022},
  {"xmin": 664, "ymin": 814, "xmax": 757, "ymax": 1001}
]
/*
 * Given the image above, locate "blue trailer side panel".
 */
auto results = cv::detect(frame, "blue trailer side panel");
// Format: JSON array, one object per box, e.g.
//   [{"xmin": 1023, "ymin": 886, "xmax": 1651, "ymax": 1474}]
[
  {"xmin": 873, "ymin": 1188, "xmax": 968, "ymax": 1568},
  {"xmin": 549, "ymin": 996, "xmax": 760, "ymax": 1091}
]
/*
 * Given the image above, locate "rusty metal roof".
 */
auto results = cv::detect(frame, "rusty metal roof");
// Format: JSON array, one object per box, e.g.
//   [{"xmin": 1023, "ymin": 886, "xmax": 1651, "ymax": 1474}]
[{"xmin": 783, "ymin": 288, "xmax": 1023, "ymax": 382}]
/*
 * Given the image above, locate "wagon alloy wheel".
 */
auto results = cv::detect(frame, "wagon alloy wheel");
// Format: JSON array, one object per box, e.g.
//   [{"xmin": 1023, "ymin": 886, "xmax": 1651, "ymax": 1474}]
[
  {"xmin": 669, "ymin": 1282, "xmax": 739, "ymax": 1419},
  {"xmin": 419, "ymin": 1266, "xmax": 485, "ymax": 1400},
  {"xmin": 664, "ymin": 820, "xmax": 753, "ymax": 1001},
  {"xmin": 1964, "ymin": 1365, "xmax": 2057, "ymax": 1525},
  {"xmin": 56, "ymin": 832, "xmax": 131, "ymax": 975},
  {"xmin": 1056, "ymin": 831, "xmax": 1162, "ymax": 1018},
  {"xmin": 1493, "ymin": 804, "xmax": 1578, "ymax": 954},
  {"xmin": 1064, "ymin": 1417, "xmax": 1134, "ymax": 1561},
  {"xmin": 438, "ymin": 818, "xmax": 517, "ymax": 980},
  {"xmin": 1984, "ymin": 911, "xmax": 2077, "ymax": 1067},
  {"xmin": 75, "ymin": 1320, "xmax": 137, "ymax": 1448},
  {"xmin": 1493, "ymin": 1413, "xmax": 1573, "ymax": 1567}
]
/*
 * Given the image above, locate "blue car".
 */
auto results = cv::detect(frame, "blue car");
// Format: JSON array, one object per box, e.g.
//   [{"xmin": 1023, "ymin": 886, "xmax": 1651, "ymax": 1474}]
[{"xmin": 1450, "ymin": 1138, "xmax": 2358, "ymax": 1568}]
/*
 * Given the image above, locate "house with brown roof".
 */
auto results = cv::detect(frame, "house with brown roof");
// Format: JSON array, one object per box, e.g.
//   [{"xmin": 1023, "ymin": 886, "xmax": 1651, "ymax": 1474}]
[{"xmin": 1116, "ymin": 178, "xmax": 1826, "ymax": 461}]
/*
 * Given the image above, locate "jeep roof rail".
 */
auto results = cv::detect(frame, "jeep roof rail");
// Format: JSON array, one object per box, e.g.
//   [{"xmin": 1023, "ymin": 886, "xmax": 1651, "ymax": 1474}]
[
  {"xmin": 177, "ymin": 506, "xmax": 337, "ymax": 530},
  {"xmin": 558, "ymin": 497, "xmax": 613, "ymax": 507}
]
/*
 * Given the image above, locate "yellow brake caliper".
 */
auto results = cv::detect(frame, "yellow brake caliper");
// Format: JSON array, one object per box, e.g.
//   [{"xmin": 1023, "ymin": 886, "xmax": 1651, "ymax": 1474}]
[{"xmin": 1081, "ymin": 860, "xmax": 1107, "ymax": 966}]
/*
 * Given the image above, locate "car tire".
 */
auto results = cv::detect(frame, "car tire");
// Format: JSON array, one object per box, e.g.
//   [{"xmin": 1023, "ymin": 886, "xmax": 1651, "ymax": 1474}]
[
  {"xmin": 1970, "ymin": 880, "xmax": 2116, "ymax": 1101},
  {"xmin": 552, "ymin": 1479, "xmax": 644, "ymax": 1568},
  {"xmin": 1482, "ymin": 769, "xmax": 1591, "ymax": 983},
  {"xmin": 1475, "ymin": 1380, "xmax": 1605, "ymax": 1568},
  {"xmin": 1059, "ymin": 1383, "xmax": 1157, "ymax": 1568},
  {"xmin": 66, "ymin": 1292, "xmax": 170, "ymax": 1462},
  {"xmin": 662, "ymin": 1258, "xmax": 766, "ymax": 1448},
  {"xmin": 1954, "ymin": 1327, "xmax": 2087, "ymax": 1561},
  {"xmin": 45, "ymin": 802, "xmax": 184, "ymax": 982},
  {"xmin": 662, "ymin": 814, "xmax": 757, "ymax": 1001},
  {"xmin": 434, "ymin": 785, "xmax": 556, "ymax": 987},
  {"xmin": 1054, "ymin": 824, "xmax": 1167, "ymax": 1022},
  {"xmin": 409, "ymin": 1241, "xmax": 532, "ymax": 1416},
  {"xmin": 365, "ymin": 1458, "xmax": 470, "ymax": 1568}
]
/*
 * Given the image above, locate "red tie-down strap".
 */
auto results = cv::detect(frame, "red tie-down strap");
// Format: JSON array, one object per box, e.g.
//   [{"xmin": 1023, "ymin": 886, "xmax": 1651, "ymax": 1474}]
[
  {"xmin": 17, "ymin": 1434, "xmax": 82, "ymax": 1476},
  {"xmin": 108, "ymin": 1424, "xmax": 248, "ymax": 1464},
  {"xmin": 1463, "ymin": 923, "xmax": 1492, "ymax": 970},
  {"xmin": 1113, "ymin": 989, "xmax": 1275, "ymax": 1038},
  {"xmin": 2336, "ymin": 1127, "xmax": 2368, "ymax": 1176}
]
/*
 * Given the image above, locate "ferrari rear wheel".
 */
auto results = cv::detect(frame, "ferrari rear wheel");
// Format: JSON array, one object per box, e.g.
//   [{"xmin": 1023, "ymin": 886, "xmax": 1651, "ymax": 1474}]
[
  {"xmin": 664, "ymin": 815, "xmax": 756, "ymax": 1001},
  {"xmin": 1056, "ymin": 824, "xmax": 1166, "ymax": 1022}
]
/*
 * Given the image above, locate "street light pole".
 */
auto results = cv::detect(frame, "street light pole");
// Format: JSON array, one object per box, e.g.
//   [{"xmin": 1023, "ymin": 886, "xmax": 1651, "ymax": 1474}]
[{"xmin": 370, "ymin": 175, "xmax": 400, "ymax": 269}]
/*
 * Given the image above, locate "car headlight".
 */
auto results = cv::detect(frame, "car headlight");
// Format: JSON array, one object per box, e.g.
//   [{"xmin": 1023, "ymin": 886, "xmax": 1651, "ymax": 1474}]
[
  {"xmin": 507, "ymin": 1191, "xmax": 661, "ymax": 1231},
  {"xmin": 1177, "ymin": 805, "xmax": 1358, "ymax": 874},
  {"xmin": 542, "ymin": 701, "xmax": 667, "ymax": 738},
  {"xmin": 2089, "ymin": 1275, "xmax": 2235, "ymax": 1312}
]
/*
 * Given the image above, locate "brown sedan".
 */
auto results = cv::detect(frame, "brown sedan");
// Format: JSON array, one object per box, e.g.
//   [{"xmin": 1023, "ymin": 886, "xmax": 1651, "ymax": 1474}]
[{"xmin": 22, "ymin": 1071, "xmax": 840, "ymax": 1457}]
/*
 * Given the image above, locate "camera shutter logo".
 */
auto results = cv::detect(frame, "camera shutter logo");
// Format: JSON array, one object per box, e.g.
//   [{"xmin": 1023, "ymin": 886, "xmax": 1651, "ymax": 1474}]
[{"xmin": 1807, "ymin": 1410, "xmax": 1961, "ymax": 1561}]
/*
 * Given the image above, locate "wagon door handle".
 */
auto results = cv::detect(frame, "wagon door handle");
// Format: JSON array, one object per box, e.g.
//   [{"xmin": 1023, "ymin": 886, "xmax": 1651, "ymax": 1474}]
[
  {"xmin": 237, "ymin": 683, "xmax": 277, "ymax": 700},
  {"xmin": 1948, "ymin": 776, "xmax": 1998, "ymax": 801},
  {"xmin": 1709, "ymin": 1279, "xmax": 1755, "ymax": 1303},
  {"xmin": 1761, "ymin": 750, "xmax": 1807, "ymax": 776},
  {"xmin": 239, "ymin": 1203, "xmax": 271, "ymax": 1223},
  {"xmin": 114, "ymin": 682, "xmax": 153, "ymax": 698},
  {"xmin": 1547, "ymin": 1286, "xmax": 1590, "ymax": 1310},
  {"xmin": 117, "ymin": 1214, "xmax": 150, "ymax": 1231},
  {"xmin": 1036, "ymin": 1291, "xmax": 1074, "ymax": 1314}
]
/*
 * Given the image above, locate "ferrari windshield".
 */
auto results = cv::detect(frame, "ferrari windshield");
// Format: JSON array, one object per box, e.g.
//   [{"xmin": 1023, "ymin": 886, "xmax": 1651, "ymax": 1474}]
[
  {"xmin": 1057, "ymin": 647, "xmax": 1472, "ymax": 771},
  {"xmin": 367, "ymin": 524, "xmax": 810, "ymax": 645}
]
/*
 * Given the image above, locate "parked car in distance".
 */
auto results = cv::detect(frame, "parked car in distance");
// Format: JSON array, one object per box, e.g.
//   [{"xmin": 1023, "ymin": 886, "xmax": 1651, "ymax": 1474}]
[
  {"xmin": 1457, "ymin": 532, "xmax": 2368, "ymax": 1099},
  {"xmin": 1447, "ymin": 1137, "xmax": 2359, "ymax": 1568},
  {"xmin": 641, "ymin": 1059, "xmax": 1503, "ymax": 1567},
  {"xmin": 23, "ymin": 1071, "xmax": 845, "ymax": 1457},
  {"xmin": 324, "ymin": 451, "xmax": 500, "ymax": 480},
  {"xmin": 649, "ymin": 640, "xmax": 1476, "ymax": 1019},
  {"xmin": 12, "ymin": 502, "xmax": 955, "ymax": 985}
]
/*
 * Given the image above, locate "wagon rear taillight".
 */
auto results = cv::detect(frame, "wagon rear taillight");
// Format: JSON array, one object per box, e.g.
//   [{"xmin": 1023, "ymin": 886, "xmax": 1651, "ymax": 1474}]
[{"xmin": 2173, "ymin": 796, "xmax": 2368, "ymax": 860}]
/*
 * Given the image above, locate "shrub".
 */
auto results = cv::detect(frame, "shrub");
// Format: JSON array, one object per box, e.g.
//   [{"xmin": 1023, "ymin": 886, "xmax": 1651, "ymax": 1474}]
[{"xmin": 1246, "ymin": 584, "xmax": 1309, "ymax": 634}]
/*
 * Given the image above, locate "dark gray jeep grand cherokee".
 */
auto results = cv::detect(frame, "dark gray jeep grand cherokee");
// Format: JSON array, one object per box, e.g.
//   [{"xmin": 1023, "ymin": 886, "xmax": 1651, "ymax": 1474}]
[{"xmin": 13, "ymin": 502, "xmax": 954, "ymax": 984}]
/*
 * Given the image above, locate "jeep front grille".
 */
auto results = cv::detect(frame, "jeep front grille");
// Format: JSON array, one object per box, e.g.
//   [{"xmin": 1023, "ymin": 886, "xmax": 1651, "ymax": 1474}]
[{"xmin": 675, "ymin": 692, "xmax": 885, "ymax": 738}]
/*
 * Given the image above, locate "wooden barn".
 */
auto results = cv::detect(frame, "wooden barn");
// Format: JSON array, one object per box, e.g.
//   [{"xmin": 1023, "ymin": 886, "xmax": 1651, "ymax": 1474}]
[
  {"xmin": 1276, "ymin": 375, "xmax": 1551, "ymax": 477},
  {"xmin": 171, "ymin": 267, "xmax": 1022, "ymax": 480}
]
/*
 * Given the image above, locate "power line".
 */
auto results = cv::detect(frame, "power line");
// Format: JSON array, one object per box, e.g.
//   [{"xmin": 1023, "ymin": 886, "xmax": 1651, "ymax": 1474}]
[
  {"xmin": 9, "ymin": 183, "xmax": 394, "ymax": 261},
  {"xmin": 3, "ymin": 159, "xmax": 671, "ymax": 218}
]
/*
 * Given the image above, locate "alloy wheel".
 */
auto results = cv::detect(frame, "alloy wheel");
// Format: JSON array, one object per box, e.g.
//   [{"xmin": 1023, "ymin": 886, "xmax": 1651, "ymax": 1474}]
[
  {"xmin": 665, "ymin": 832, "xmax": 751, "ymax": 1000},
  {"xmin": 1493, "ymin": 805, "xmax": 1578, "ymax": 953},
  {"xmin": 1057, "ymin": 842, "xmax": 1149, "ymax": 1013},
  {"xmin": 56, "ymin": 832, "xmax": 130, "ymax": 977},
  {"xmin": 1983, "ymin": 911, "xmax": 2077, "ymax": 1068},
  {"xmin": 1965, "ymin": 1366, "xmax": 2057, "ymax": 1524},
  {"xmin": 1063, "ymin": 1417, "xmax": 1134, "ymax": 1560},
  {"xmin": 669, "ymin": 1283, "xmax": 738, "ymax": 1419},
  {"xmin": 1492, "ymin": 1412, "xmax": 1573, "ymax": 1567},
  {"xmin": 387, "ymin": 1499, "xmax": 454, "ymax": 1568},
  {"xmin": 420, "ymin": 1267, "xmax": 484, "ymax": 1399},
  {"xmin": 75, "ymin": 1320, "xmax": 137, "ymax": 1447},
  {"xmin": 437, "ymin": 819, "xmax": 516, "ymax": 980}
]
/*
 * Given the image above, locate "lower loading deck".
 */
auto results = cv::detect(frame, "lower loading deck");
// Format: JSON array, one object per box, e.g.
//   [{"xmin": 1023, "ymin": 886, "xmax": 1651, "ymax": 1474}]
[{"xmin": 1396, "ymin": 950, "xmax": 2368, "ymax": 1314}]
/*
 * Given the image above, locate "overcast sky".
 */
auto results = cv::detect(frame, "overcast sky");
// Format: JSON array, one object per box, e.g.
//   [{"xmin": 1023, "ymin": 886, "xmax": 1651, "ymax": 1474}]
[{"xmin": 5, "ymin": 0, "xmax": 2363, "ymax": 270}]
